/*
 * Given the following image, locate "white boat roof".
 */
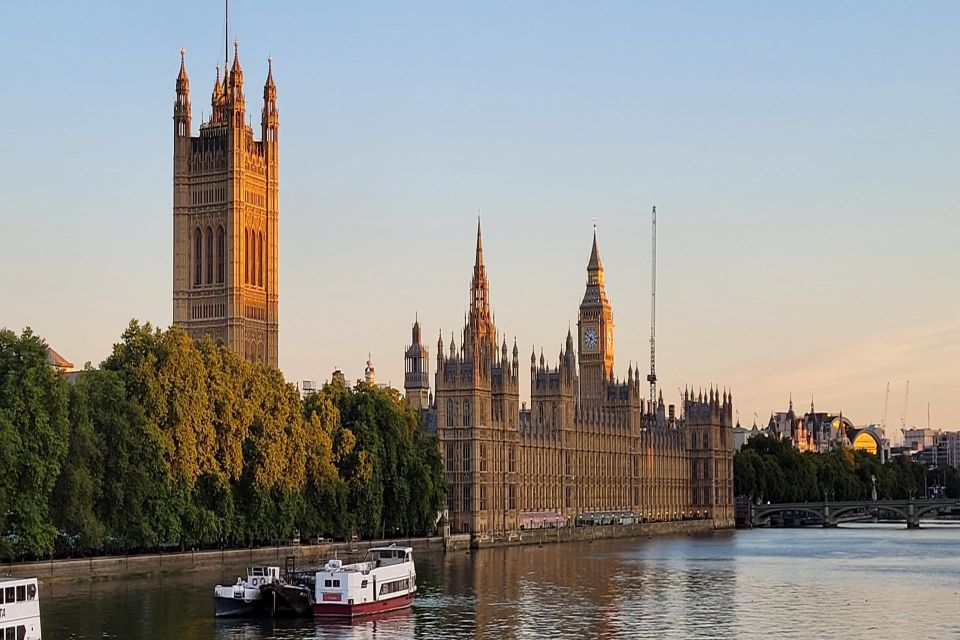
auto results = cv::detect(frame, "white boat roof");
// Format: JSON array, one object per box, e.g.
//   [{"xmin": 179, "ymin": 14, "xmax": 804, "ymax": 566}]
[
  {"xmin": 370, "ymin": 546, "xmax": 413, "ymax": 553},
  {"xmin": 0, "ymin": 577, "xmax": 38, "ymax": 584}
]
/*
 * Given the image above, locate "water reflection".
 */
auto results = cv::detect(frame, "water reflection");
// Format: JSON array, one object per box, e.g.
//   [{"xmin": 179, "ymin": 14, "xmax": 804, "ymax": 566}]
[{"xmin": 42, "ymin": 526, "xmax": 960, "ymax": 640}]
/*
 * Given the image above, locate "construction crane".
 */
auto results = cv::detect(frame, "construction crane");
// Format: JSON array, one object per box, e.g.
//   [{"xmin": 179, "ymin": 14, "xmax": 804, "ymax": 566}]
[{"xmin": 647, "ymin": 205, "xmax": 657, "ymax": 405}]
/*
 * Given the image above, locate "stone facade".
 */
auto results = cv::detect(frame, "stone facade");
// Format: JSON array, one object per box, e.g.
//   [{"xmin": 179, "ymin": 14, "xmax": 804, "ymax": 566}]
[
  {"xmin": 172, "ymin": 44, "xmax": 279, "ymax": 367},
  {"xmin": 405, "ymin": 222, "xmax": 735, "ymax": 535}
]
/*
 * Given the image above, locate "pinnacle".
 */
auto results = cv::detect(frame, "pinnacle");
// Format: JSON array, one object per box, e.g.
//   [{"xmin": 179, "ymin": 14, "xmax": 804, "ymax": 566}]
[{"xmin": 587, "ymin": 227, "xmax": 603, "ymax": 272}]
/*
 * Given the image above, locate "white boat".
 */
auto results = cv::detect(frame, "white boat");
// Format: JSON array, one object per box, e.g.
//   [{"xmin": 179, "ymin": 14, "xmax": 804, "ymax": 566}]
[
  {"xmin": 313, "ymin": 545, "xmax": 416, "ymax": 618},
  {"xmin": 213, "ymin": 566, "xmax": 280, "ymax": 618},
  {"xmin": 0, "ymin": 577, "xmax": 42, "ymax": 639}
]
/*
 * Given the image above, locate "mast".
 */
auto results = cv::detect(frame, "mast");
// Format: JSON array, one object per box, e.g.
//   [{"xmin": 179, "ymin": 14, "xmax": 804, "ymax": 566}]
[
  {"xmin": 225, "ymin": 0, "xmax": 229, "ymax": 69},
  {"xmin": 647, "ymin": 205, "xmax": 657, "ymax": 405}
]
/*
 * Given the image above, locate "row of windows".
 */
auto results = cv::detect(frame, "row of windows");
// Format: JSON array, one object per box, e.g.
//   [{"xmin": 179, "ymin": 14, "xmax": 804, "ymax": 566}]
[
  {"xmin": 193, "ymin": 226, "xmax": 225, "ymax": 286},
  {"xmin": 379, "ymin": 578, "xmax": 410, "ymax": 596},
  {"xmin": 1, "ymin": 625, "xmax": 27, "ymax": 640},
  {"xmin": 191, "ymin": 303, "xmax": 225, "ymax": 320},
  {"xmin": 244, "ymin": 305, "xmax": 266, "ymax": 321},
  {"xmin": 244, "ymin": 190, "xmax": 266, "ymax": 208},
  {"xmin": 191, "ymin": 187, "xmax": 225, "ymax": 205},
  {"xmin": 322, "ymin": 579, "xmax": 341, "ymax": 588},
  {"xmin": 2, "ymin": 584, "xmax": 35, "ymax": 604}
]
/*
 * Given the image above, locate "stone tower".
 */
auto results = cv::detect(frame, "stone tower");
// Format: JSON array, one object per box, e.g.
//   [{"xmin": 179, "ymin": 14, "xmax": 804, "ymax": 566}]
[
  {"xmin": 577, "ymin": 230, "xmax": 614, "ymax": 408},
  {"xmin": 404, "ymin": 319, "xmax": 430, "ymax": 412},
  {"xmin": 172, "ymin": 44, "xmax": 279, "ymax": 367}
]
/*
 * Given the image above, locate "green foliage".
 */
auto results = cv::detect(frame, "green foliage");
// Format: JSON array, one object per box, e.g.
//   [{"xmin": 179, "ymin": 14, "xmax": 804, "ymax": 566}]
[
  {"xmin": 0, "ymin": 322, "xmax": 447, "ymax": 560},
  {"xmin": 734, "ymin": 434, "xmax": 958, "ymax": 503},
  {"xmin": 0, "ymin": 329, "xmax": 70, "ymax": 558}
]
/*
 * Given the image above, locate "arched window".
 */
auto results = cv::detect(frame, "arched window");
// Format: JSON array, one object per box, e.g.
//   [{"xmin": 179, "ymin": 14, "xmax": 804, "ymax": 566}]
[
  {"xmin": 193, "ymin": 227, "xmax": 202, "ymax": 286},
  {"xmin": 258, "ymin": 231, "xmax": 264, "ymax": 287},
  {"xmin": 244, "ymin": 229, "xmax": 249, "ymax": 284},
  {"xmin": 205, "ymin": 227, "xmax": 213, "ymax": 284},
  {"xmin": 216, "ymin": 226, "xmax": 225, "ymax": 283},
  {"xmin": 463, "ymin": 399, "xmax": 472, "ymax": 426},
  {"xmin": 446, "ymin": 399, "xmax": 454, "ymax": 427}
]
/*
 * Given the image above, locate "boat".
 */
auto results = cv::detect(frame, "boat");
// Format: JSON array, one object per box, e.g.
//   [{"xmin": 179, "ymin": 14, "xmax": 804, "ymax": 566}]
[
  {"xmin": 313, "ymin": 545, "xmax": 416, "ymax": 618},
  {"xmin": 213, "ymin": 566, "xmax": 281, "ymax": 618},
  {"xmin": 258, "ymin": 581, "xmax": 314, "ymax": 617},
  {"xmin": 0, "ymin": 577, "xmax": 43, "ymax": 639}
]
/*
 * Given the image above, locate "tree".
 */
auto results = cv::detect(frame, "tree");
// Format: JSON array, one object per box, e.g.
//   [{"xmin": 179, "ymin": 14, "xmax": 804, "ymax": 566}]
[{"xmin": 0, "ymin": 329, "xmax": 70, "ymax": 558}]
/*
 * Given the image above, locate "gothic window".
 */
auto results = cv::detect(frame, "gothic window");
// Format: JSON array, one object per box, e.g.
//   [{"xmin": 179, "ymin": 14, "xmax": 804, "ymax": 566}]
[
  {"xmin": 463, "ymin": 399, "xmax": 472, "ymax": 426},
  {"xmin": 462, "ymin": 443, "xmax": 472, "ymax": 472},
  {"xmin": 193, "ymin": 227, "xmax": 202, "ymax": 286},
  {"xmin": 244, "ymin": 229, "xmax": 249, "ymax": 284},
  {"xmin": 205, "ymin": 227, "xmax": 214, "ymax": 284},
  {"xmin": 445, "ymin": 442, "xmax": 455, "ymax": 472},
  {"xmin": 258, "ymin": 231, "xmax": 265, "ymax": 287},
  {"xmin": 216, "ymin": 226, "xmax": 225, "ymax": 283},
  {"xmin": 538, "ymin": 403, "xmax": 544, "ymax": 426},
  {"xmin": 552, "ymin": 402, "xmax": 558, "ymax": 427},
  {"xmin": 446, "ymin": 399, "xmax": 454, "ymax": 427},
  {"xmin": 479, "ymin": 445, "xmax": 487, "ymax": 472}
]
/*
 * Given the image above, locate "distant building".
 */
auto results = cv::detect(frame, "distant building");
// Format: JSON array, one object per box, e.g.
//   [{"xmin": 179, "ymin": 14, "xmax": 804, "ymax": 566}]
[
  {"xmin": 300, "ymin": 379, "xmax": 319, "ymax": 400},
  {"xmin": 903, "ymin": 428, "xmax": 939, "ymax": 452},
  {"xmin": 732, "ymin": 423, "xmax": 751, "ymax": 452},
  {"xmin": 45, "ymin": 347, "xmax": 74, "ymax": 373},
  {"xmin": 364, "ymin": 354, "xmax": 376, "ymax": 385}
]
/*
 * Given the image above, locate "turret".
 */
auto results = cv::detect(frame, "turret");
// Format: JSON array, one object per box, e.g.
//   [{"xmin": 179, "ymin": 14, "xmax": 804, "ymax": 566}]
[
  {"xmin": 227, "ymin": 39, "xmax": 245, "ymax": 125},
  {"xmin": 262, "ymin": 55, "xmax": 278, "ymax": 144},
  {"xmin": 174, "ymin": 48, "xmax": 191, "ymax": 139}
]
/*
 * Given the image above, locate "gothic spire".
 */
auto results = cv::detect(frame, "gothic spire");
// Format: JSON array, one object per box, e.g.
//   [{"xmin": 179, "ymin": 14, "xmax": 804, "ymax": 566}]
[{"xmin": 587, "ymin": 227, "xmax": 603, "ymax": 272}]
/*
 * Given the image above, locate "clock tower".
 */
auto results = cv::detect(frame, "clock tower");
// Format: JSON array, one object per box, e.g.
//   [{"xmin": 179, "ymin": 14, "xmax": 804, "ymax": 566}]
[{"xmin": 577, "ymin": 229, "xmax": 614, "ymax": 408}]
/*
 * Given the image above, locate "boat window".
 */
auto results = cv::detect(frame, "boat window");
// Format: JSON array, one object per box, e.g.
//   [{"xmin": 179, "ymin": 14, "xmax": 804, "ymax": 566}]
[
  {"xmin": 361, "ymin": 580, "xmax": 368, "ymax": 588},
  {"xmin": 4, "ymin": 588, "xmax": 12, "ymax": 603},
  {"xmin": 324, "ymin": 580, "xmax": 332, "ymax": 588},
  {"xmin": 16, "ymin": 627, "xmax": 25, "ymax": 640},
  {"xmin": 333, "ymin": 580, "xmax": 340, "ymax": 587},
  {"xmin": 0, "ymin": 588, "xmax": 4, "ymax": 604},
  {"xmin": 26, "ymin": 584, "xmax": 36, "ymax": 600},
  {"xmin": 15, "ymin": 586, "xmax": 24, "ymax": 602},
  {"xmin": 4, "ymin": 627, "xmax": 13, "ymax": 640}
]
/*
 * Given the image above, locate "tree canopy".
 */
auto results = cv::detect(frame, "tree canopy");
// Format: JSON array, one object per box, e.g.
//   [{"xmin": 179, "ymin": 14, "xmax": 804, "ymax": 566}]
[{"xmin": 0, "ymin": 322, "xmax": 445, "ymax": 560}]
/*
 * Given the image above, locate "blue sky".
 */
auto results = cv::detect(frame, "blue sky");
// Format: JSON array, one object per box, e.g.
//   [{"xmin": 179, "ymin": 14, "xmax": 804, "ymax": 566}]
[{"xmin": 1, "ymin": 2, "xmax": 958, "ymax": 431}]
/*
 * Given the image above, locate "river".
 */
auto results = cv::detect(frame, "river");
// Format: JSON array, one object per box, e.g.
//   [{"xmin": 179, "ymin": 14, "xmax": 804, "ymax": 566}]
[{"xmin": 41, "ymin": 524, "xmax": 960, "ymax": 639}]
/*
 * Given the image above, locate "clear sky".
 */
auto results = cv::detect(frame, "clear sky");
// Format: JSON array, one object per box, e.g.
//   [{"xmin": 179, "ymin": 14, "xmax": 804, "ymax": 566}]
[{"xmin": 1, "ymin": 2, "xmax": 958, "ymax": 433}]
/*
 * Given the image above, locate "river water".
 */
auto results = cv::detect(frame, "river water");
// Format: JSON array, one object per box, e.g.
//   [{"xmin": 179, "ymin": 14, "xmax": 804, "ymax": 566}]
[{"xmin": 41, "ymin": 524, "xmax": 960, "ymax": 639}]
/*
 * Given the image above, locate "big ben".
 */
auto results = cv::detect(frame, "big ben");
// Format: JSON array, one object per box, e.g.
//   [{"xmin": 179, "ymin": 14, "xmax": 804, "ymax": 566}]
[{"xmin": 577, "ymin": 229, "xmax": 614, "ymax": 407}]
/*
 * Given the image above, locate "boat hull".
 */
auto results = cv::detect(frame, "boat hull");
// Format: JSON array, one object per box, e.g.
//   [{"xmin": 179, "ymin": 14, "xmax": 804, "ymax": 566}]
[
  {"xmin": 214, "ymin": 595, "xmax": 259, "ymax": 618},
  {"xmin": 313, "ymin": 592, "xmax": 414, "ymax": 618}
]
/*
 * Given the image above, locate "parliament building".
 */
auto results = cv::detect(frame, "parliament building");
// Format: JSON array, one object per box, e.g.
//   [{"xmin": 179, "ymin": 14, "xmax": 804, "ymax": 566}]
[
  {"xmin": 172, "ymin": 43, "xmax": 279, "ymax": 367},
  {"xmin": 404, "ymin": 222, "xmax": 734, "ymax": 536}
]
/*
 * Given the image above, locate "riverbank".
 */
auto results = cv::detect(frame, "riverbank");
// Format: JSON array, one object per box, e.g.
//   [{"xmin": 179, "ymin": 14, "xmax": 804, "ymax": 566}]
[
  {"xmin": 2, "ymin": 537, "xmax": 445, "ymax": 584},
  {"xmin": 3, "ymin": 519, "xmax": 730, "ymax": 584},
  {"xmin": 470, "ymin": 518, "xmax": 723, "ymax": 548}
]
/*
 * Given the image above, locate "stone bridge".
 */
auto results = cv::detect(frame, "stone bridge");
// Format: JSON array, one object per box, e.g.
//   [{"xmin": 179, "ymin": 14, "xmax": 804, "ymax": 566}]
[{"xmin": 750, "ymin": 498, "xmax": 960, "ymax": 529}]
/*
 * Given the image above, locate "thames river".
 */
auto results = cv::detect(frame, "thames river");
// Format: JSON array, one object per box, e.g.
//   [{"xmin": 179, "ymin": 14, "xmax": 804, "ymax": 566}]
[{"xmin": 42, "ymin": 525, "xmax": 960, "ymax": 639}]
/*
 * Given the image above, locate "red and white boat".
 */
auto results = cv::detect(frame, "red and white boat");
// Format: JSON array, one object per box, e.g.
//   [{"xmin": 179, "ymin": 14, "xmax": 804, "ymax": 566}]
[{"xmin": 313, "ymin": 545, "xmax": 416, "ymax": 618}]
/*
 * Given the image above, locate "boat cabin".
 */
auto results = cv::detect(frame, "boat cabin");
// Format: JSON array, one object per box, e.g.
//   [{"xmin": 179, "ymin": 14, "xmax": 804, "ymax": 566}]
[
  {"xmin": 0, "ymin": 577, "xmax": 41, "ymax": 640},
  {"xmin": 371, "ymin": 546, "xmax": 412, "ymax": 567},
  {"xmin": 245, "ymin": 566, "xmax": 280, "ymax": 587}
]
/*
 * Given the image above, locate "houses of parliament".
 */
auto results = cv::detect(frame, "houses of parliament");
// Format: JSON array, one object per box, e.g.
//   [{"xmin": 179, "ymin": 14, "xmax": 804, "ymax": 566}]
[
  {"xmin": 404, "ymin": 223, "xmax": 735, "ymax": 536},
  {"xmin": 172, "ymin": 43, "xmax": 279, "ymax": 367}
]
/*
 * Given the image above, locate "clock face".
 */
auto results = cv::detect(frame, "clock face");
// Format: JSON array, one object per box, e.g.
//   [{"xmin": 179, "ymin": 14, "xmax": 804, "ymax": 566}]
[{"xmin": 583, "ymin": 328, "xmax": 599, "ymax": 349}]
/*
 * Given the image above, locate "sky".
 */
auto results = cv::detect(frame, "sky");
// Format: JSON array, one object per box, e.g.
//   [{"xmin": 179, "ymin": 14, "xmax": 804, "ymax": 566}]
[{"xmin": 1, "ymin": 2, "xmax": 958, "ymax": 433}]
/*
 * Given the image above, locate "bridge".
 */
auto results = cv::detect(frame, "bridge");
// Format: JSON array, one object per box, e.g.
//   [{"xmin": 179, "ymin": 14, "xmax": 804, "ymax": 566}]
[{"xmin": 749, "ymin": 498, "xmax": 960, "ymax": 529}]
